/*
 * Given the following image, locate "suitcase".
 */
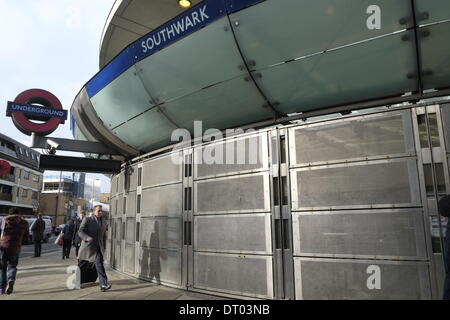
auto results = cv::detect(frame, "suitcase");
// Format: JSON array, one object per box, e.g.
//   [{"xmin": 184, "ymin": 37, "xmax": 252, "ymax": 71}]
[{"xmin": 78, "ymin": 260, "xmax": 98, "ymax": 284}]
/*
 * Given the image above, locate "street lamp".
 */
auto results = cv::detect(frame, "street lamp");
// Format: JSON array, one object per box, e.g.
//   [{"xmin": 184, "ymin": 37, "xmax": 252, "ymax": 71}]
[{"xmin": 91, "ymin": 178, "xmax": 100, "ymax": 209}]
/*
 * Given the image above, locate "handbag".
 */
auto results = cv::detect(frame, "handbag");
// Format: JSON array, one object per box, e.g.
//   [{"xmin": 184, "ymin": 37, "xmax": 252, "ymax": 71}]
[{"xmin": 55, "ymin": 232, "xmax": 64, "ymax": 246}]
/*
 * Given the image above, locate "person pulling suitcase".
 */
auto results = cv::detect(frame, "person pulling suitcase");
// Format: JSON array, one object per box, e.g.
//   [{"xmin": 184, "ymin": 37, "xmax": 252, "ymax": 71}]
[{"xmin": 77, "ymin": 205, "xmax": 111, "ymax": 292}]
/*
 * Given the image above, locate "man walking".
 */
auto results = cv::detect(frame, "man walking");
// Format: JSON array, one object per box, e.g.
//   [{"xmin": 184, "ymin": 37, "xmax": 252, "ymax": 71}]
[
  {"xmin": 72, "ymin": 211, "xmax": 86, "ymax": 258},
  {"xmin": 31, "ymin": 214, "xmax": 45, "ymax": 257},
  {"xmin": 0, "ymin": 208, "xmax": 29, "ymax": 295},
  {"xmin": 78, "ymin": 205, "xmax": 111, "ymax": 292},
  {"xmin": 62, "ymin": 219, "xmax": 75, "ymax": 259}
]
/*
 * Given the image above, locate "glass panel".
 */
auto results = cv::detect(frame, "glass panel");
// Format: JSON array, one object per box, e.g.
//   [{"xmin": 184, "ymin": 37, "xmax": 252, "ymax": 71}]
[
  {"xmin": 231, "ymin": 0, "xmax": 413, "ymax": 68},
  {"xmin": 418, "ymin": 21, "xmax": 450, "ymax": 91},
  {"xmin": 271, "ymin": 136, "xmax": 278, "ymax": 165},
  {"xmin": 424, "ymin": 164, "xmax": 434, "ymax": 197},
  {"xmin": 441, "ymin": 104, "xmax": 450, "ymax": 150},
  {"xmin": 162, "ymin": 75, "xmax": 274, "ymax": 132},
  {"xmin": 136, "ymin": 16, "xmax": 247, "ymax": 104},
  {"xmin": 255, "ymin": 31, "xmax": 418, "ymax": 115},
  {"xmin": 436, "ymin": 163, "xmax": 447, "ymax": 195},
  {"xmin": 428, "ymin": 113, "xmax": 441, "ymax": 147},
  {"xmin": 112, "ymin": 107, "xmax": 178, "ymax": 152},
  {"xmin": 414, "ymin": 0, "xmax": 450, "ymax": 25},
  {"xmin": 292, "ymin": 112, "xmax": 414, "ymax": 164},
  {"xmin": 281, "ymin": 176, "xmax": 288, "ymax": 205},
  {"xmin": 90, "ymin": 67, "xmax": 153, "ymax": 129},
  {"xmin": 417, "ymin": 114, "xmax": 429, "ymax": 148},
  {"xmin": 424, "ymin": 163, "xmax": 447, "ymax": 197},
  {"xmin": 273, "ymin": 177, "xmax": 280, "ymax": 206}
]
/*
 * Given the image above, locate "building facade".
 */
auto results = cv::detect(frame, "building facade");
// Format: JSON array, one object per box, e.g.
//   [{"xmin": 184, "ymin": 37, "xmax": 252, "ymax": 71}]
[
  {"xmin": 68, "ymin": 0, "xmax": 450, "ymax": 299},
  {"xmin": 0, "ymin": 132, "xmax": 43, "ymax": 215},
  {"xmin": 108, "ymin": 101, "xmax": 450, "ymax": 300},
  {"xmin": 40, "ymin": 176, "xmax": 88, "ymax": 226}
]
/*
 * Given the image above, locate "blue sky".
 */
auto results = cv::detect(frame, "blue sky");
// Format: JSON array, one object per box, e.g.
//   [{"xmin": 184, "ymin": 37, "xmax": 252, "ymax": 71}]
[{"xmin": 0, "ymin": 0, "xmax": 115, "ymax": 192}]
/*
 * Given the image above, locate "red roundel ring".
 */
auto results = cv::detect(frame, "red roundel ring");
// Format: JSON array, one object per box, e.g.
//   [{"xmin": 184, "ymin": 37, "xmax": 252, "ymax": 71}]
[
  {"xmin": 12, "ymin": 89, "xmax": 63, "ymax": 136},
  {"xmin": 0, "ymin": 160, "xmax": 11, "ymax": 177}
]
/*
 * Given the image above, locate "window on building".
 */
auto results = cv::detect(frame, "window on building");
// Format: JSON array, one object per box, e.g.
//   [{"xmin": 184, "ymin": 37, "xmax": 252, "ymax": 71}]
[
  {"xmin": 44, "ymin": 183, "xmax": 60, "ymax": 191},
  {"xmin": 31, "ymin": 191, "xmax": 38, "ymax": 200},
  {"xmin": 6, "ymin": 142, "xmax": 14, "ymax": 151},
  {"xmin": 25, "ymin": 150, "xmax": 29, "ymax": 157},
  {"xmin": 0, "ymin": 185, "xmax": 12, "ymax": 194},
  {"xmin": 18, "ymin": 148, "xmax": 23, "ymax": 155},
  {"xmin": 22, "ymin": 189, "xmax": 28, "ymax": 198},
  {"xmin": 32, "ymin": 174, "xmax": 40, "ymax": 182},
  {"xmin": 23, "ymin": 170, "xmax": 30, "ymax": 180}
]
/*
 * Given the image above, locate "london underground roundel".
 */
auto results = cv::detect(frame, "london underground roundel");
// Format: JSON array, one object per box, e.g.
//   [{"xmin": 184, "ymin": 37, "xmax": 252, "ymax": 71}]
[{"xmin": 6, "ymin": 89, "xmax": 67, "ymax": 136}]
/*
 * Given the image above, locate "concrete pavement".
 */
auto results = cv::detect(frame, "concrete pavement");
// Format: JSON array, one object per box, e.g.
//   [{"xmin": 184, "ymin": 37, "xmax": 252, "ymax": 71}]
[{"xmin": 0, "ymin": 239, "xmax": 224, "ymax": 300}]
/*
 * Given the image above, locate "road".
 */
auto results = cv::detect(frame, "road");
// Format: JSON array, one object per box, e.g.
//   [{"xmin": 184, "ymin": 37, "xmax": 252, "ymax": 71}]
[
  {"xmin": 0, "ymin": 237, "xmax": 223, "ymax": 300},
  {"xmin": 20, "ymin": 235, "xmax": 62, "ymax": 259}
]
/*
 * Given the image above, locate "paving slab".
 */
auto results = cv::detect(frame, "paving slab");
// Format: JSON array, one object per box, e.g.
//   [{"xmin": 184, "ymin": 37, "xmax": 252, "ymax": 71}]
[{"xmin": 0, "ymin": 245, "xmax": 224, "ymax": 300}]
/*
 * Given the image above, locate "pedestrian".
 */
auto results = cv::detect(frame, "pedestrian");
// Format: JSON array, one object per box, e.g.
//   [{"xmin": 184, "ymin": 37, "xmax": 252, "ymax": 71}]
[
  {"xmin": 439, "ymin": 195, "xmax": 450, "ymax": 300},
  {"xmin": 78, "ymin": 205, "xmax": 111, "ymax": 292},
  {"xmin": 72, "ymin": 211, "xmax": 86, "ymax": 259},
  {"xmin": 31, "ymin": 214, "xmax": 45, "ymax": 258},
  {"xmin": 62, "ymin": 219, "xmax": 75, "ymax": 259},
  {"xmin": 0, "ymin": 208, "xmax": 29, "ymax": 295}
]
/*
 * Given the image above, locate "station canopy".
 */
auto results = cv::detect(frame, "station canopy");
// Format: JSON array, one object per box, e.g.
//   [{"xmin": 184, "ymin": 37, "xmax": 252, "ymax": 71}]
[{"xmin": 71, "ymin": 0, "xmax": 450, "ymax": 157}]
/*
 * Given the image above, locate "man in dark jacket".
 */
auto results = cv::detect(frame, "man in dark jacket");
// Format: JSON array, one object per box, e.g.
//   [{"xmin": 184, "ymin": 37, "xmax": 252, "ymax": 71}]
[
  {"xmin": 0, "ymin": 208, "xmax": 29, "ymax": 295},
  {"xmin": 78, "ymin": 205, "xmax": 111, "ymax": 292},
  {"xmin": 62, "ymin": 219, "xmax": 75, "ymax": 259},
  {"xmin": 72, "ymin": 211, "xmax": 86, "ymax": 259},
  {"xmin": 31, "ymin": 214, "xmax": 45, "ymax": 257},
  {"xmin": 438, "ymin": 195, "xmax": 450, "ymax": 300}
]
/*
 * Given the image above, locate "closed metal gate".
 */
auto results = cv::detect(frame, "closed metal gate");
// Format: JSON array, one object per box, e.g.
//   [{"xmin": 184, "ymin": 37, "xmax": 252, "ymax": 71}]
[
  {"xmin": 108, "ymin": 102, "xmax": 450, "ymax": 299},
  {"xmin": 413, "ymin": 104, "xmax": 450, "ymax": 298}
]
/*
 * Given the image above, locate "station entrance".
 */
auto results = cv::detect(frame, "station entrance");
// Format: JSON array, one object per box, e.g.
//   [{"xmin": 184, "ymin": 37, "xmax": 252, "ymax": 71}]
[{"xmin": 108, "ymin": 101, "xmax": 450, "ymax": 299}]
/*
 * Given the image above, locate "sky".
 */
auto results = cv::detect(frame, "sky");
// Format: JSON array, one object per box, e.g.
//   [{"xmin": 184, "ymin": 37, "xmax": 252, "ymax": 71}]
[{"xmin": 0, "ymin": 0, "xmax": 116, "ymax": 193}]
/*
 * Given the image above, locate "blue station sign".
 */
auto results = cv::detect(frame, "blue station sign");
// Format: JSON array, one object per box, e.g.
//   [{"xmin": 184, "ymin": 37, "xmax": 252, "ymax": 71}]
[{"xmin": 85, "ymin": 0, "xmax": 264, "ymax": 98}]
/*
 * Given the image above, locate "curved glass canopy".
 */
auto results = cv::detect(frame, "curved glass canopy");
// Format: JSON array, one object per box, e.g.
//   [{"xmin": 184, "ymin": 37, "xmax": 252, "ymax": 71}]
[{"xmin": 71, "ymin": 0, "xmax": 450, "ymax": 156}]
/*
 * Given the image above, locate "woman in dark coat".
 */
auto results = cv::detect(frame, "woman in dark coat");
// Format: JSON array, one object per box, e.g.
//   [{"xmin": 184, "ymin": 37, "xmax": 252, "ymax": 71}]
[{"xmin": 62, "ymin": 219, "xmax": 75, "ymax": 259}]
